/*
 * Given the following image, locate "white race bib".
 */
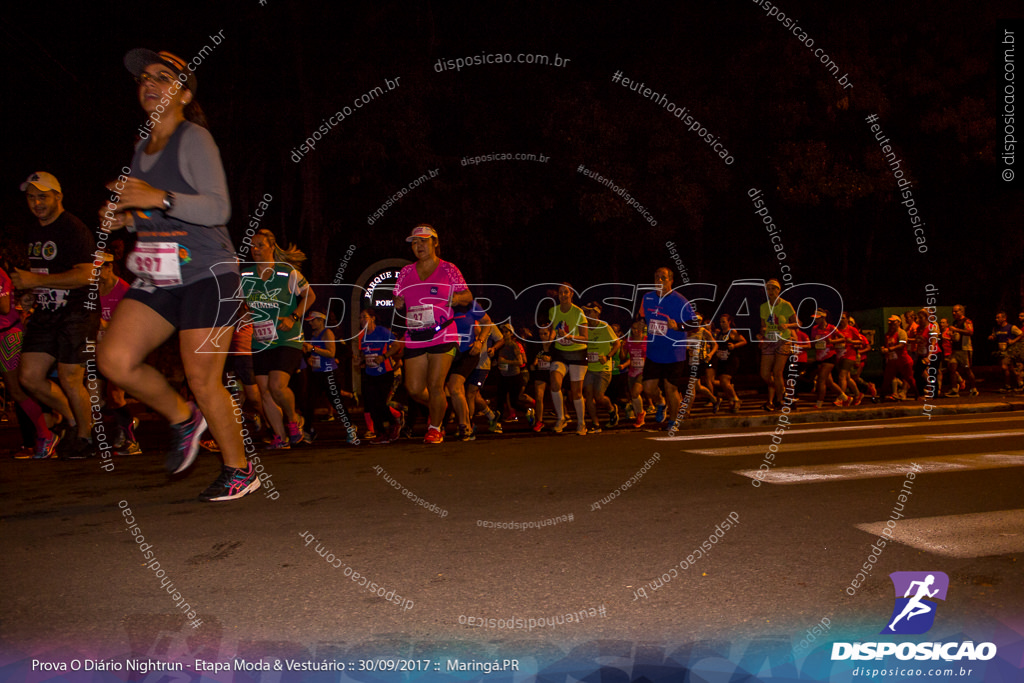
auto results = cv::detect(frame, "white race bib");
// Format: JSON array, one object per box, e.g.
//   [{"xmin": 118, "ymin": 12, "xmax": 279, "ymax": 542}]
[
  {"xmin": 365, "ymin": 354, "xmax": 380, "ymax": 369},
  {"xmin": 716, "ymin": 350, "xmax": 729, "ymax": 360},
  {"xmin": 649, "ymin": 319, "xmax": 668, "ymax": 336},
  {"xmin": 253, "ymin": 319, "xmax": 278, "ymax": 343},
  {"xmin": 587, "ymin": 352, "xmax": 600, "ymax": 363},
  {"xmin": 407, "ymin": 304, "xmax": 435, "ymax": 329},
  {"xmin": 631, "ymin": 357, "xmax": 644, "ymax": 368},
  {"xmin": 538, "ymin": 359, "xmax": 551, "ymax": 370},
  {"xmin": 128, "ymin": 242, "xmax": 182, "ymax": 287}
]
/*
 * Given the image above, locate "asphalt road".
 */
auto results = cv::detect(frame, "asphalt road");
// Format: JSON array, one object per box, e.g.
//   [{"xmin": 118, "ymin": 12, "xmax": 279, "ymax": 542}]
[{"xmin": 2, "ymin": 407, "xmax": 1022, "ymax": 677}]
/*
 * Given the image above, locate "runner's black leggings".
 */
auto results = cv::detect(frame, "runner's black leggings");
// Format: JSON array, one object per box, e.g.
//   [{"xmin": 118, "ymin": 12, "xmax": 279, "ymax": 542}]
[{"xmin": 363, "ymin": 371, "xmax": 395, "ymax": 431}]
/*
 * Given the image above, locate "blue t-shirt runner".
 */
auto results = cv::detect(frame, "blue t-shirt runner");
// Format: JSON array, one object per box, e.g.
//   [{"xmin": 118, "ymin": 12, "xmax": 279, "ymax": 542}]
[
  {"xmin": 359, "ymin": 325, "xmax": 398, "ymax": 376},
  {"xmin": 452, "ymin": 301, "xmax": 487, "ymax": 353},
  {"xmin": 638, "ymin": 267, "xmax": 697, "ymax": 434},
  {"xmin": 641, "ymin": 288, "xmax": 696, "ymax": 364}
]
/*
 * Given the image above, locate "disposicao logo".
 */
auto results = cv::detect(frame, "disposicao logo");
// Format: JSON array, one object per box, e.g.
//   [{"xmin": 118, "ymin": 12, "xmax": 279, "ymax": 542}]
[
  {"xmin": 882, "ymin": 571, "xmax": 948, "ymax": 635},
  {"xmin": 831, "ymin": 570, "xmax": 997, "ymax": 663}
]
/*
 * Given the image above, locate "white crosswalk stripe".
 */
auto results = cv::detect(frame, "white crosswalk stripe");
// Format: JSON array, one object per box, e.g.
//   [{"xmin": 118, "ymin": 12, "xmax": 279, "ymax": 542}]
[
  {"xmin": 855, "ymin": 509, "xmax": 1024, "ymax": 558},
  {"xmin": 710, "ymin": 416, "xmax": 1024, "ymax": 559},
  {"xmin": 650, "ymin": 414, "xmax": 1023, "ymax": 443},
  {"xmin": 734, "ymin": 452, "xmax": 1024, "ymax": 484},
  {"xmin": 687, "ymin": 415, "xmax": 1024, "ymax": 559},
  {"xmin": 683, "ymin": 429, "xmax": 1024, "ymax": 456}
]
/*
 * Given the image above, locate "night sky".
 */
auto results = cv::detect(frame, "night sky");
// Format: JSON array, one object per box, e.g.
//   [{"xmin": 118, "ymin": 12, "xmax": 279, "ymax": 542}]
[{"xmin": 3, "ymin": 2, "xmax": 1022, "ymax": 327}]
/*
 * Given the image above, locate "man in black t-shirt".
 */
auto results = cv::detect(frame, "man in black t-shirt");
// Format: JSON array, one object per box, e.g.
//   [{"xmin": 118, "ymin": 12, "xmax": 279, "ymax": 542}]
[{"xmin": 12, "ymin": 172, "xmax": 100, "ymax": 459}]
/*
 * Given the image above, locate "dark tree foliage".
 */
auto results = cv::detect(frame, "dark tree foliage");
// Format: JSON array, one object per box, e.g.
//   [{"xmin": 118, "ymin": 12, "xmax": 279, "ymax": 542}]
[{"xmin": 2, "ymin": 1, "xmax": 1020, "ymax": 314}]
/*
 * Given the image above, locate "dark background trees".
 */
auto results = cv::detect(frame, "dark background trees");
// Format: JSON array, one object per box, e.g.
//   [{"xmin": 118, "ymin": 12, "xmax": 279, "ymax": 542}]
[{"xmin": 3, "ymin": 1, "xmax": 1021, "ymax": 313}]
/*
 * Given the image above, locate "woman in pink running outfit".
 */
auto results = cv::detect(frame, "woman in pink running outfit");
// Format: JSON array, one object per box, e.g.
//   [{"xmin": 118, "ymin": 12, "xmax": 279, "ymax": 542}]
[{"xmin": 392, "ymin": 224, "xmax": 473, "ymax": 444}]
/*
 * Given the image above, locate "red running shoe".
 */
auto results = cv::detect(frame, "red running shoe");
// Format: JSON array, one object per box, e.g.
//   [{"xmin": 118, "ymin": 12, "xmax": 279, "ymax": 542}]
[{"xmin": 424, "ymin": 426, "xmax": 444, "ymax": 444}]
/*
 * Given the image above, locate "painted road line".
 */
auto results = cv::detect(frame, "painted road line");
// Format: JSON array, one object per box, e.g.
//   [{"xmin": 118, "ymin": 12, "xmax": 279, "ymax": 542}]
[
  {"xmin": 856, "ymin": 509, "xmax": 1024, "ymax": 558},
  {"xmin": 651, "ymin": 414, "xmax": 1024, "ymax": 442},
  {"xmin": 734, "ymin": 452, "xmax": 1024, "ymax": 484},
  {"xmin": 652, "ymin": 424, "xmax": 886, "ymax": 442},
  {"xmin": 682, "ymin": 430, "xmax": 1024, "ymax": 456}
]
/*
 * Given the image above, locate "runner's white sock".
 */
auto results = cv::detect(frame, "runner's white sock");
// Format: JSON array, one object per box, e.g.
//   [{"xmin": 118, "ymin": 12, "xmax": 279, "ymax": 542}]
[
  {"xmin": 632, "ymin": 397, "xmax": 644, "ymax": 417},
  {"xmin": 551, "ymin": 390, "xmax": 563, "ymax": 421},
  {"xmin": 573, "ymin": 397, "xmax": 586, "ymax": 426}
]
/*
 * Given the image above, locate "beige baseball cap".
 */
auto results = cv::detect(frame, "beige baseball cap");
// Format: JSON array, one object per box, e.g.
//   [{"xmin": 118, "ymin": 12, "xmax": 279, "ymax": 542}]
[{"xmin": 20, "ymin": 172, "xmax": 61, "ymax": 193}]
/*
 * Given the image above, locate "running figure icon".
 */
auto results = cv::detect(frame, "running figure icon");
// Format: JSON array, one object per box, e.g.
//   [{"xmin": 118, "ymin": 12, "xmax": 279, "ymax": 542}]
[
  {"xmin": 888, "ymin": 574, "xmax": 938, "ymax": 631},
  {"xmin": 882, "ymin": 571, "xmax": 949, "ymax": 635}
]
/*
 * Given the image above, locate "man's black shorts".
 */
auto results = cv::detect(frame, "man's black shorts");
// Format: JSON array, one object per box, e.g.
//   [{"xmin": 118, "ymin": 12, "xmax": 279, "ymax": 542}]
[
  {"xmin": 642, "ymin": 359, "xmax": 689, "ymax": 387},
  {"xmin": 253, "ymin": 345, "xmax": 303, "ymax": 377},
  {"xmin": 448, "ymin": 349, "xmax": 481, "ymax": 379},
  {"xmin": 22, "ymin": 307, "xmax": 100, "ymax": 365}
]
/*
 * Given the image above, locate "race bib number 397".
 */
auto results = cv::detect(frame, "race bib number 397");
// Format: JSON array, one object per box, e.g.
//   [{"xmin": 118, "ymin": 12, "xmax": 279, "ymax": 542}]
[{"xmin": 128, "ymin": 242, "xmax": 182, "ymax": 287}]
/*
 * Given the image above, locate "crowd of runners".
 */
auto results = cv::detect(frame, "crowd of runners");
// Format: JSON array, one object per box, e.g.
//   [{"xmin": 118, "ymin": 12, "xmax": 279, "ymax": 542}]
[
  {"xmin": 5, "ymin": 50, "xmax": 1024, "ymax": 504},
  {"xmin": 344, "ymin": 272, "xmax": 1024, "ymax": 445}
]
